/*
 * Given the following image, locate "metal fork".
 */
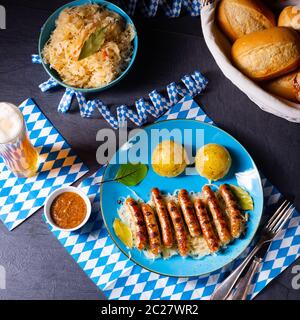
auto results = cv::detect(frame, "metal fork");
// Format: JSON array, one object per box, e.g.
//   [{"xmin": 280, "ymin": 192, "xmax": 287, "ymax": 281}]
[
  {"xmin": 226, "ymin": 257, "xmax": 262, "ymax": 300},
  {"xmin": 210, "ymin": 200, "xmax": 295, "ymax": 300}
]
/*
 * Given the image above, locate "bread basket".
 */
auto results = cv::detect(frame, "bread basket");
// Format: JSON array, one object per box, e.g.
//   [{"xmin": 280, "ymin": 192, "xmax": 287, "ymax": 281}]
[{"xmin": 201, "ymin": 0, "xmax": 300, "ymax": 123}]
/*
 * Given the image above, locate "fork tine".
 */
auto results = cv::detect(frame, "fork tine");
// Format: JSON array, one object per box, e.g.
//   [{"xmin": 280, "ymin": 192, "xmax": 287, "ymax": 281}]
[
  {"xmin": 268, "ymin": 202, "xmax": 292, "ymax": 230},
  {"xmin": 272, "ymin": 206, "xmax": 295, "ymax": 234},
  {"xmin": 265, "ymin": 200, "xmax": 288, "ymax": 229}
]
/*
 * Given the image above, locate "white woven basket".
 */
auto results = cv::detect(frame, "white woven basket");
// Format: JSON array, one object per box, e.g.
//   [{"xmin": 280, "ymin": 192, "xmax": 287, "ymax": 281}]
[{"xmin": 201, "ymin": 0, "xmax": 300, "ymax": 123}]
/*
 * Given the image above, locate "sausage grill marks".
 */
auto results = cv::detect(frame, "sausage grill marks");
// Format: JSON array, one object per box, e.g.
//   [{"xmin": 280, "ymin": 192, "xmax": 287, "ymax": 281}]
[
  {"xmin": 125, "ymin": 198, "xmax": 148, "ymax": 250},
  {"xmin": 219, "ymin": 184, "xmax": 245, "ymax": 239},
  {"xmin": 167, "ymin": 201, "xmax": 189, "ymax": 257},
  {"xmin": 151, "ymin": 188, "xmax": 174, "ymax": 248},
  {"xmin": 125, "ymin": 185, "xmax": 245, "ymax": 255},
  {"xmin": 178, "ymin": 189, "xmax": 201, "ymax": 238},
  {"xmin": 140, "ymin": 203, "xmax": 162, "ymax": 255},
  {"xmin": 202, "ymin": 185, "xmax": 232, "ymax": 245},
  {"xmin": 194, "ymin": 198, "xmax": 220, "ymax": 253}
]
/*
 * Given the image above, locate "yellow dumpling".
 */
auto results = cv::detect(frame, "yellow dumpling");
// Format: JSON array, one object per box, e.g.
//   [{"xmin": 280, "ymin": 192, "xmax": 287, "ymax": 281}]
[
  {"xmin": 195, "ymin": 144, "xmax": 231, "ymax": 181},
  {"xmin": 152, "ymin": 140, "xmax": 188, "ymax": 177}
]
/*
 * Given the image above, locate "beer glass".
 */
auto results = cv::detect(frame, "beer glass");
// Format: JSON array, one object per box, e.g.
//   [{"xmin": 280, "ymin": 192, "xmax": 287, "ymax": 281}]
[{"xmin": 0, "ymin": 102, "xmax": 39, "ymax": 178}]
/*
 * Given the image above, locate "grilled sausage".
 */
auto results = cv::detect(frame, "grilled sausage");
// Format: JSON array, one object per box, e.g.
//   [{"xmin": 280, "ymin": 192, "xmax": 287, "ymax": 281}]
[
  {"xmin": 125, "ymin": 198, "xmax": 147, "ymax": 250},
  {"xmin": 202, "ymin": 186, "xmax": 231, "ymax": 245},
  {"xmin": 167, "ymin": 201, "xmax": 189, "ymax": 257},
  {"xmin": 194, "ymin": 199, "xmax": 220, "ymax": 253},
  {"xmin": 151, "ymin": 188, "xmax": 173, "ymax": 248},
  {"xmin": 140, "ymin": 203, "xmax": 162, "ymax": 255},
  {"xmin": 219, "ymin": 184, "xmax": 245, "ymax": 239},
  {"xmin": 178, "ymin": 189, "xmax": 201, "ymax": 237}
]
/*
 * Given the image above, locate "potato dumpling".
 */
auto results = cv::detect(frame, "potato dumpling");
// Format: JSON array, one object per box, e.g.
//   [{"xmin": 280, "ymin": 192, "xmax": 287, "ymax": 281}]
[
  {"xmin": 195, "ymin": 144, "xmax": 231, "ymax": 181},
  {"xmin": 152, "ymin": 140, "xmax": 188, "ymax": 177}
]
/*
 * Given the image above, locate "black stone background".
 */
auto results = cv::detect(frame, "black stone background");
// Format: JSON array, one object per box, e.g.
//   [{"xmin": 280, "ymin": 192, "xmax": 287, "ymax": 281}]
[{"xmin": 0, "ymin": 0, "xmax": 299, "ymax": 299}]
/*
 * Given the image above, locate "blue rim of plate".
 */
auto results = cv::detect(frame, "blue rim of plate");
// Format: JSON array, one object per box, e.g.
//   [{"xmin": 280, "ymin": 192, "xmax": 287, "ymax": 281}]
[
  {"xmin": 38, "ymin": 0, "xmax": 138, "ymax": 93},
  {"xmin": 100, "ymin": 119, "xmax": 264, "ymax": 277}
]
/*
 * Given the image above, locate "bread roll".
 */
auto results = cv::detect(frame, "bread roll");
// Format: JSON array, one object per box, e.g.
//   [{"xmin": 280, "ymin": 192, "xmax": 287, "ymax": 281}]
[
  {"xmin": 294, "ymin": 71, "xmax": 300, "ymax": 102},
  {"xmin": 263, "ymin": 70, "xmax": 299, "ymax": 102},
  {"xmin": 278, "ymin": 6, "xmax": 300, "ymax": 31},
  {"xmin": 231, "ymin": 27, "xmax": 300, "ymax": 81},
  {"xmin": 217, "ymin": 0, "xmax": 275, "ymax": 42}
]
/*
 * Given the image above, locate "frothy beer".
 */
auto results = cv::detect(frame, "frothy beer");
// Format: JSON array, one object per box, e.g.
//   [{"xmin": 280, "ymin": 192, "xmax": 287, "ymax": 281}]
[{"xmin": 0, "ymin": 102, "xmax": 39, "ymax": 177}]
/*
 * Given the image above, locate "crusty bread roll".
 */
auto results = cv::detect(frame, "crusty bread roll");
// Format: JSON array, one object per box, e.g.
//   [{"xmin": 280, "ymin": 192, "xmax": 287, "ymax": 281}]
[
  {"xmin": 294, "ymin": 71, "xmax": 300, "ymax": 102},
  {"xmin": 263, "ymin": 70, "xmax": 299, "ymax": 102},
  {"xmin": 231, "ymin": 27, "xmax": 300, "ymax": 81},
  {"xmin": 217, "ymin": 0, "xmax": 276, "ymax": 42},
  {"xmin": 278, "ymin": 6, "xmax": 300, "ymax": 32}
]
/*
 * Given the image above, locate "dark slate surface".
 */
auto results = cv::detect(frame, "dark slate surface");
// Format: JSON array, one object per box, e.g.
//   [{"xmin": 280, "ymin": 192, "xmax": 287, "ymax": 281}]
[{"xmin": 0, "ymin": 0, "xmax": 299, "ymax": 300}]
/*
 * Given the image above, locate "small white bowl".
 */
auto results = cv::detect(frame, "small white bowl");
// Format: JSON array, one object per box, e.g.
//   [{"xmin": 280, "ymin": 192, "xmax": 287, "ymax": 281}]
[{"xmin": 44, "ymin": 186, "xmax": 92, "ymax": 232}]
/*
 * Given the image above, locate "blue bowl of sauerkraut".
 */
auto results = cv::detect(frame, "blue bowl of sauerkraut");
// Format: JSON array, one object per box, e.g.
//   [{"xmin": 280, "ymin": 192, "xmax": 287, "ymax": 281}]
[{"xmin": 39, "ymin": 0, "xmax": 138, "ymax": 93}]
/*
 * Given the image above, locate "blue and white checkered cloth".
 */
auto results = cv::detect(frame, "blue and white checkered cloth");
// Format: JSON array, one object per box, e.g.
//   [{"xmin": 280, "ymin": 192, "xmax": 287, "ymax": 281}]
[
  {"xmin": 46, "ymin": 95, "xmax": 300, "ymax": 300},
  {"xmin": 32, "ymin": 56, "xmax": 208, "ymax": 129},
  {"xmin": 0, "ymin": 99, "xmax": 89, "ymax": 231},
  {"xmin": 120, "ymin": 0, "xmax": 208, "ymax": 17}
]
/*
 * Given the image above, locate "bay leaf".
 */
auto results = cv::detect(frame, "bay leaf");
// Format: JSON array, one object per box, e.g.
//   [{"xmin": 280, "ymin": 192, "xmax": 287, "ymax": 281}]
[
  {"xmin": 114, "ymin": 163, "xmax": 148, "ymax": 186},
  {"xmin": 78, "ymin": 26, "xmax": 106, "ymax": 61}
]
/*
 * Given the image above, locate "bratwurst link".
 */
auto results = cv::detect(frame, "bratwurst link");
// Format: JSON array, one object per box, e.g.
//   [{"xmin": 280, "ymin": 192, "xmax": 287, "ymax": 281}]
[
  {"xmin": 178, "ymin": 189, "xmax": 201, "ymax": 237},
  {"xmin": 141, "ymin": 203, "xmax": 162, "ymax": 255},
  {"xmin": 194, "ymin": 198, "xmax": 220, "ymax": 253},
  {"xmin": 125, "ymin": 198, "xmax": 148, "ymax": 250},
  {"xmin": 151, "ymin": 188, "xmax": 173, "ymax": 248},
  {"xmin": 167, "ymin": 200, "xmax": 189, "ymax": 257},
  {"xmin": 202, "ymin": 185, "xmax": 232, "ymax": 245},
  {"xmin": 219, "ymin": 184, "xmax": 245, "ymax": 239}
]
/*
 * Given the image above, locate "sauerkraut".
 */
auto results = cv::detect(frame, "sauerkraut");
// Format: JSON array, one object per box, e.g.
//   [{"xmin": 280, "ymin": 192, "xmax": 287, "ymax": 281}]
[{"xmin": 43, "ymin": 4, "xmax": 135, "ymax": 88}]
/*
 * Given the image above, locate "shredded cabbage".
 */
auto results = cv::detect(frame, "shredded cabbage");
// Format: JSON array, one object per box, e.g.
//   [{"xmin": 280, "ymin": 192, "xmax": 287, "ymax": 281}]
[{"xmin": 43, "ymin": 4, "xmax": 135, "ymax": 88}]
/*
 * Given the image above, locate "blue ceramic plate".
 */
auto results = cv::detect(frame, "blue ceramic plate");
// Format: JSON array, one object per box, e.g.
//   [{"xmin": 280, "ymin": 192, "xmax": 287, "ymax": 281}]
[
  {"xmin": 38, "ymin": 0, "xmax": 138, "ymax": 93},
  {"xmin": 100, "ymin": 120, "xmax": 264, "ymax": 277}
]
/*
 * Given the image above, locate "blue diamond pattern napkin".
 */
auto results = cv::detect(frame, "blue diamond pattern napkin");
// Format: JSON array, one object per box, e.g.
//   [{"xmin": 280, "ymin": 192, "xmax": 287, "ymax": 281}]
[
  {"xmin": 0, "ymin": 99, "xmax": 89, "ymax": 230},
  {"xmin": 46, "ymin": 95, "xmax": 300, "ymax": 300}
]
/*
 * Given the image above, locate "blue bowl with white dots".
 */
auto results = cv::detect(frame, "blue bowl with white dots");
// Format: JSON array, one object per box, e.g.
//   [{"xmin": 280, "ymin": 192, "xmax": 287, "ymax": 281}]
[{"xmin": 38, "ymin": 0, "xmax": 138, "ymax": 93}]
